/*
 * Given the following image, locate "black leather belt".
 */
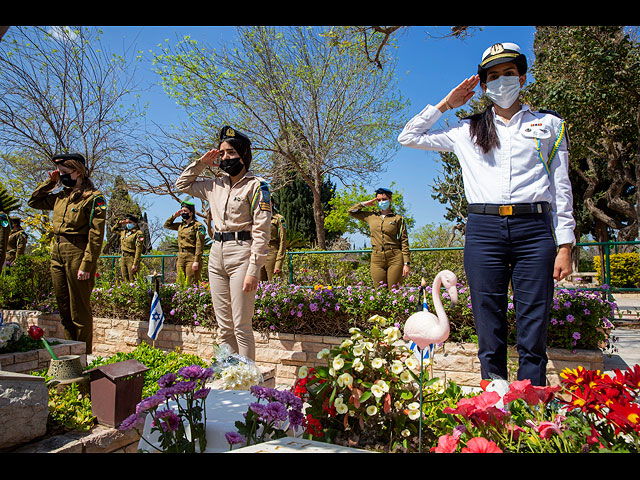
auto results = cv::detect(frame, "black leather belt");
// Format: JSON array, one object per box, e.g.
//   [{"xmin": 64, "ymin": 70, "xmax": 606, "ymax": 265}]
[
  {"xmin": 213, "ymin": 231, "xmax": 252, "ymax": 242},
  {"xmin": 468, "ymin": 202, "xmax": 550, "ymax": 216}
]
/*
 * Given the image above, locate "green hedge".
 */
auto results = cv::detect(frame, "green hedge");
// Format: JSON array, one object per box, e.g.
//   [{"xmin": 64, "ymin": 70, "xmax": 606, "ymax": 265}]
[{"xmin": 594, "ymin": 252, "xmax": 640, "ymax": 288}]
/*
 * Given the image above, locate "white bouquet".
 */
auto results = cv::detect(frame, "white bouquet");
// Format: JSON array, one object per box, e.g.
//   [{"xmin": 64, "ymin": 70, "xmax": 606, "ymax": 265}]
[{"xmin": 209, "ymin": 344, "xmax": 263, "ymax": 391}]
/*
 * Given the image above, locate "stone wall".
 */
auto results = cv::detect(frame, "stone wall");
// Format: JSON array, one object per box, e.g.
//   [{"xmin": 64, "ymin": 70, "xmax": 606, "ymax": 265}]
[{"xmin": 2, "ymin": 310, "xmax": 604, "ymax": 388}]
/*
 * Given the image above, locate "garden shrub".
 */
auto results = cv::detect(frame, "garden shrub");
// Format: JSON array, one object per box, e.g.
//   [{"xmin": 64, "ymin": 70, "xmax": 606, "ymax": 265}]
[
  {"xmin": 593, "ymin": 252, "xmax": 640, "ymax": 288},
  {"xmin": 0, "ymin": 254, "xmax": 53, "ymax": 310}
]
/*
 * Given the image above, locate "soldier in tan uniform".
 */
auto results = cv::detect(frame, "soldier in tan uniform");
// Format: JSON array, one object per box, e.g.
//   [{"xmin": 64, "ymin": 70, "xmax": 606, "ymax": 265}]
[
  {"xmin": 117, "ymin": 214, "xmax": 145, "ymax": 282},
  {"xmin": 6, "ymin": 217, "xmax": 28, "ymax": 264},
  {"xmin": 0, "ymin": 211, "xmax": 9, "ymax": 274},
  {"xmin": 261, "ymin": 207, "xmax": 287, "ymax": 282},
  {"xmin": 28, "ymin": 153, "xmax": 107, "ymax": 353},
  {"xmin": 175, "ymin": 125, "xmax": 271, "ymax": 360},
  {"xmin": 348, "ymin": 187, "xmax": 410, "ymax": 288},
  {"xmin": 164, "ymin": 200, "xmax": 206, "ymax": 285}
]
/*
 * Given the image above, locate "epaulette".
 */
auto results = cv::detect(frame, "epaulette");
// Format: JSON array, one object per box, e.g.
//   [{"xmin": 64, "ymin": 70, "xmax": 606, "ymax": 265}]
[
  {"xmin": 537, "ymin": 109, "xmax": 563, "ymax": 119},
  {"xmin": 251, "ymin": 180, "xmax": 272, "ymax": 212}
]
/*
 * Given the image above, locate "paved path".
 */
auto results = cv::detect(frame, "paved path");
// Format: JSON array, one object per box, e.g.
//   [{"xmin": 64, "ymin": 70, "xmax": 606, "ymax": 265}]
[{"xmin": 604, "ymin": 293, "xmax": 640, "ymax": 374}]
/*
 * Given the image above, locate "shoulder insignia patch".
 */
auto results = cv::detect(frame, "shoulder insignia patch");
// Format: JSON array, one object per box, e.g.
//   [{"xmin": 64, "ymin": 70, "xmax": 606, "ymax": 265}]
[
  {"xmin": 0, "ymin": 213, "xmax": 9, "ymax": 228},
  {"xmin": 198, "ymin": 224, "xmax": 206, "ymax": 236}
]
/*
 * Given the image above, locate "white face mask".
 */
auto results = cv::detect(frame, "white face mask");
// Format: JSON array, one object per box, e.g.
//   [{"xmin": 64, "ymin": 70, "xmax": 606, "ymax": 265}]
[{"xmin": 485, "ymin": 75, "xmax": 521, "ymax": 109}]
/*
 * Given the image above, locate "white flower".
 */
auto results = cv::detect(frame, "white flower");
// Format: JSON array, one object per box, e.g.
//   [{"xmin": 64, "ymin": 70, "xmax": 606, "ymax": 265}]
[
  {"xmin": 352, "ymin": 344, "xmax": 365, "ymax": 356},
  {"xmin": 364, "ymin": 342, "xmax": 375, "ymax": 352},
  {"xmin": 297, "ymin": 365, "xmax": 309, "ymax": 379},
  {"xmin": 337, "ymin": 372, "xmax": 353, "ymax": 388},
  {"xmin": 400, "ymin": 370, "xmax": 413, "ymax": 383},
  {"xmin": 371, "ymin": 383, "xmax": 385, "ymax": 399},
  {"xmin": 383, "ymin": 326, "xmax": 401, "ymax": 342},
  {"xmin": 391, "ymin": 360, "xmax": 404, "ymax": 375},
  {"xmin": 334, "ymin": 397, "xmax": 348, "ymax": 414},
  {"xmin": 353, "ymin": 357, "xmax": 364, "ymax": 372},
  {"xmin": 407, "ymin": 402, "xmax": 421, "ymax": 420},
  {"xmin": 371, "ymin": 357, "xmax": 385, "ymax": 369},
  {"xmin": 377, "ymin": 380, "xmax": 389, "ymax": 392},
  {"xmin": 340, "ymin": 339, "xmax": 353, "ymax": 349},
  {"xmin": 332, "ymin": 355, "xmax": 344, "ymax": 371},
  {"xmin": 317, "ymin": 348, "xmax": 330, "ymax": 359},
  {"xmin": 401, "ymin": 429, "xmax": 411, "ymax": 437},
  {"xmin": 404, "ymin": 355, "xmax": 419, "ymax": 370},
  {"xmin": 366, "ymin": 405, "xmax": 378, "ymax": 416}
]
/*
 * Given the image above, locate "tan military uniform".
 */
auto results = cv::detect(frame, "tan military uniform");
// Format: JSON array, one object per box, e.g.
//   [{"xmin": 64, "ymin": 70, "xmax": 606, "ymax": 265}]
[
  {"xmin": 348, "ymin": 203, "xmax": 410, "ymax": 288},
  {"xmin": 28, "ymin": 178, "xmax": 107, "ymax": 353},
  {"xmin": 175, "ymin": 159, "xmax": 271, "ymax": 360},
  {"xmin": 261, "ymin": 213, "xmax": 287, "ymax": 281},
  {"xmin": 119, "ymin": 227, "xmax": 145, "ymax": 282},
  {"xmin": 0, "ymin": 212, "xmax": 10, "ymax": 274},
  {"xmin": 6, "ymin": 224, "xmax": 28, "ymax": 264},
  {"xmin": 164, "ymin": 214, "xmax": 206, "ymax": 285}
]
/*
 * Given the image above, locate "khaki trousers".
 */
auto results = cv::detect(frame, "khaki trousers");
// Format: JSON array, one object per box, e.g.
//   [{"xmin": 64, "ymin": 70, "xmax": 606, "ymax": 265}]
[
  {"xmin": 208, "ymin": 239, "xmax": 256, "ymax": 360},
  {"xmin": 50, "ymin": 240, "xmax": 95, "ymax": 353},
  {"xmin": 120, "ymin": 255, "xmax": 138, "ymax": 283},
  {"xmin": 260, "ymin": 249, "xmax": 279, "ymax": 282},
  {"xmin": 177, "ymin": 251, "xmax": 202, "ymax": 285},
  {"xmin": 370, "ymin": 248, "xmax": 404, "ymax": 289}
]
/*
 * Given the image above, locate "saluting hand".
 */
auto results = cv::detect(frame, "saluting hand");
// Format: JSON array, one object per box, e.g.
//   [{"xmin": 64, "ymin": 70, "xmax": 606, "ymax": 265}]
[
  {"xmin": 199, "ymin": 148, "xmax": 221, "ymax": 168},
  {"xmin": 438, "ymin": 75, "xmax": 480, "ymax": 112},
  {"xmin": 48, "ymin": 170, "xmax": 60, "ymax": 183}
]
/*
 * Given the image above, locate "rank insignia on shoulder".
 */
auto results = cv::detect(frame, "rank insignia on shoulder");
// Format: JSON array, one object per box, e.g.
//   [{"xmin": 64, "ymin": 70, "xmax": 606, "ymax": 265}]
[
  {"xmin": 198, "ymin": 225, "xmax": 206, "ymax": 236},
  {"xmin": 0, "ymin": 213, "xmax": 8, "ymax": 228},
  {"xmin": 94, "ymin": 195, "xmax": 107, "ymax": 209}
]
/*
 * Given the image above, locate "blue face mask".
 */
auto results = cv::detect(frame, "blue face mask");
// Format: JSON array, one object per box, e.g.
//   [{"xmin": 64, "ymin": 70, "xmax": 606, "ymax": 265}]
[
  {"xmin": 378, "ymin": 200, "xmax": 390, "ymax": 211},
  {"xmin": 126, "ymin": 223, "xmax": 134, "ymax": 230}
]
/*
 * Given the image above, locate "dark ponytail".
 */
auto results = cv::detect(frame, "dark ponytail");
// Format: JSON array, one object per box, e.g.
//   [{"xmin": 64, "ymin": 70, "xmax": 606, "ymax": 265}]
[{"xmin": 468, "ymin": 107, "xmax": 500, "ymax": 154}]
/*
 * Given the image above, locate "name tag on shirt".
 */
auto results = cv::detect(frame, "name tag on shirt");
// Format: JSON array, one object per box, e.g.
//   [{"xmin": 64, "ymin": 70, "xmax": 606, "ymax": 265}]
[{"xmin": 522, "ymin": 123, "xmax": 551, "ymax": 139}]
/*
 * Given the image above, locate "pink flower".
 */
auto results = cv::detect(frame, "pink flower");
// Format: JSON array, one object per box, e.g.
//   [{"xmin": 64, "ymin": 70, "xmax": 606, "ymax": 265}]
[
  {"xmin": 431, "ymin": 434, "xmax": 458, "ymax": 453},
  {"xmin": 502, "ymin": 379, "xmax": 560, "ymax": 407},
  {"xmin": 526, "ymin": 414, "xmax": 566, "ymax": 439},
  {"xmin": 461, "ymin": 437, "xmax": 503, "ymax": 453}
]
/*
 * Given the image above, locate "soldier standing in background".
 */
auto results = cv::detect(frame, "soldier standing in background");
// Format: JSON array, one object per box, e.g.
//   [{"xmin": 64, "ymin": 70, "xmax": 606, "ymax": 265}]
[
  {"xmin": 261, "ymin": 205, "xmax": 287, "ymax": 282},
  {"xmin": 164, "ymin": 200, "xmax": 206, "ymax": 285},
  {"xmin": 6, "ymin": 217, "xmax": 28, "ymax": 264},
  {"xmin": 118, "ymin": 214, "xmax": 145, "ymax": 282},
  {"xmin": 28, "ymin": 153, "xmax": 107, "ymax": 353},
  {"xmin": 0, "ymin": 211, "xmax": 9, "ymax": 274},
  {"xmin": 348, "ymin": 187, "xmax": 411, "ymax": 289}
]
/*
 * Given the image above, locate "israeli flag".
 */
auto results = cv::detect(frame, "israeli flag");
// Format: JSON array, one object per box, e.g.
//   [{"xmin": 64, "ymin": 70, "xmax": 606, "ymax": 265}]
[
  {"xmin": 147, "ymin": 291, "xmax": 164, "ymax": 340},
  {"xmin": 409, "ymin": 290, "xmax": 432, "ymax": 362}
]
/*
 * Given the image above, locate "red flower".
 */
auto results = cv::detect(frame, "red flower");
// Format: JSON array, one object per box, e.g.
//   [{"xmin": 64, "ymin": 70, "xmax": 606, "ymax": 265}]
[
  {"xmin": 461, "ymin": 437, "xmax": 503, "ymax": 453},
  {"xmin": 27, "ymin": 325, "xmax": 44, "ymax": 340},
  {"xmin": 443, "ymin": 391, "xmax": 507, "ymax": 427},
  {"xmin": 304, "ymin": 414, "xmax": 324, "ymax": 438},
  {"xmin": 431, "ymin": 434, "xmax": 458, "ymax": 453},
  {"xmin": 526, "ymin": 414, "xmax": 566, "ymax": 439},
  {"xmin": 606, "ymin": 402, "xmax": 640, "ymax": 434},
  {"xmin": 503, "ymin": 379, "xmax": 560, "ymax": 407}
]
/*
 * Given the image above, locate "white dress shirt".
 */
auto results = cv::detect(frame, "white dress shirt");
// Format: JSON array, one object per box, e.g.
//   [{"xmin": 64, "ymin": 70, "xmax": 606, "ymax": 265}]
[{"xmin": 397, "ymin": 104, "xmax": 576, "ymax": 246}]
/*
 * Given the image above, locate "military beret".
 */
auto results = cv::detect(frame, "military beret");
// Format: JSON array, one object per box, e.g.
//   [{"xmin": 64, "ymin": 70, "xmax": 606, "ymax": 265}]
[
  {"xmin": 477, "ymin": 42, "xmax": 527, "ymax": 82},
  {"xmin": 218, "ymin": 125, "xmax": 252, "ymax": 165},
  {"xmin": 180, "ymin": 200, "xmax": 196, "ymax": 211},
  {"xmin": 52, "ymin": 152, "xmax": 86, "ymax": 165},
  {"xmin": 375, "ymin": 187, "xmax": 393, "ymax": 196}
]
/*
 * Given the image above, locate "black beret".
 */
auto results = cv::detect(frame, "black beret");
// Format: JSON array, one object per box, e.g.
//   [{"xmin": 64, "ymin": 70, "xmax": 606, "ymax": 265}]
[
  {"xmin": 52, "ymin": 152, "xmax": 86, "ymax": 165},
  {"xmin": 218, "ymin": 125, "xmax": 252, "ymax": 165},
  {"xmin": 375, "ymin": 187, "xmax": 393, "ymax": 196}
]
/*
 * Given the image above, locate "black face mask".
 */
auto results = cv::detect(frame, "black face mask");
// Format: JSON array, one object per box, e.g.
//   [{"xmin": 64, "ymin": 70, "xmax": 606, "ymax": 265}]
[
  {"xmin": 60, "ymin": 173, "xmax": 77, "ymax": 187},
  {"xmin": 220, "ymin": 157, "xmax": 244, "ymax": 177},
  {"xmin": 181, "ymin": 212, "xmax": 191, "ymax": 220}
]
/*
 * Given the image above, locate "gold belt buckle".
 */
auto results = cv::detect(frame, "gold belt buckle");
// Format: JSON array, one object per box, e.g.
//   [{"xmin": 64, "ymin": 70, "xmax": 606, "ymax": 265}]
[{"xmin": 499, "ymin": 205, "xmax": 513, "ymax": 216}]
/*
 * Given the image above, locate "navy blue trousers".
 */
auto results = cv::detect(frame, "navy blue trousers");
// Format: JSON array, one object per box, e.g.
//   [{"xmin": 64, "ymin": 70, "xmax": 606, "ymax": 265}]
[{"xmin": 463, "ymin": 210, "xmax": 557, "ymax": 386}]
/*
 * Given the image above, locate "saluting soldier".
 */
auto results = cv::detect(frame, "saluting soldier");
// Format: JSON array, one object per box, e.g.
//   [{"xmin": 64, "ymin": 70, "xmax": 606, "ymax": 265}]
[
  {"xmin": 175, "ymin": 125, "xmax": 271, "ymax": 360},
  {"xmin": 348, "ymin": 187, "xmax": 410, "ymax": 289},
  {"xmin": 0, "ymin": 211, "xmax": 10, "ymax": 273},
  {"xmin": 261, "ymin": 205, "xmax": 287, "ymax": 282},
  {"xmin": 164, "ymin": 200, "xmax": 206, "ymax": 285},
  {"xmin": 118, "ymin": 214, "xmax": 145, "ymax": 282},
  {"xmin": 28, "ymin": 153, "xmax": 107, "ymax": 353},
  {"xmin": 6, "ymin": 217, "xmax": 28, "ymax": 264}
]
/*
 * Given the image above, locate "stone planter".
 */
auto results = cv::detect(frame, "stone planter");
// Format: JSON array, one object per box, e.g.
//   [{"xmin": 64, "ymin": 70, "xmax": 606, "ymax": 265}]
[
  {"xmin": 2, "ymin": 310, "xmax": 605, "ymax": 388},
  {"xmin": 0, "ymin": 338, "xmax": 87, "ymax": 375}
]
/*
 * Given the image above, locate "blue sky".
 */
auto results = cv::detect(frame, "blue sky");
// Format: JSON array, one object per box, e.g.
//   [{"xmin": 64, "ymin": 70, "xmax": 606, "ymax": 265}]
[{"xmin": 96, "ymin": 25, "xmax": 538, "ymax": 247}]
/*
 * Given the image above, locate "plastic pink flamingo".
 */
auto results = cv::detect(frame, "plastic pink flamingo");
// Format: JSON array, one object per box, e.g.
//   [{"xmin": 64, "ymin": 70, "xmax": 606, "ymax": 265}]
[{"xmin": 403, "ymin": 270, "xmax": 458, "ymax": 351}]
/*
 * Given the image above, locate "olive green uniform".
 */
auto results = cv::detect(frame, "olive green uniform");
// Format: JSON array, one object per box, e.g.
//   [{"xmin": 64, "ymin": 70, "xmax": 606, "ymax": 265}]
[
  {"xmin": 28, "ymin": 179, "xmax": 107, "ymax": 353},
  {"xmin": 164, "ymin": 214, "xmax": 206, "ymax": 285},
  {"xmin": 119, "ymin": 227, "xmax": 144, "ymax": 282},
  {"xmin": 348, "ymin": 203, "xmax": 410, "ymax": 288},
  {"xmin": 0, "ymin": 212, "xmax": 10, "ymax": 274},
  {"xmin": 6, "ymin": 224, "xmax": 28, "ymax": 264},
  {"xmin": 261, "ymin": 213, "xmax": 287, "ymax": 281}
]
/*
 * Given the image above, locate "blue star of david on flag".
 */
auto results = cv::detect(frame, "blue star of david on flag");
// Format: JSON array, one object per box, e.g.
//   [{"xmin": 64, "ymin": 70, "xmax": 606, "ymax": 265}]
[{"xmin": 147, "ymin": 291, "xmax": 164, "ymax": 340}]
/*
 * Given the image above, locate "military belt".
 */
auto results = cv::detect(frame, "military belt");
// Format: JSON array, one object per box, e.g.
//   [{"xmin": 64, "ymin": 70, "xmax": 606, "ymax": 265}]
[
  {"xmin": 55, "ymin": 233, "xmax": 88, "ymax": 245},
  {"xmin": 467, "ymin": 202, "xmax": 550, "ymax": 216},
  {"xmin": 214, "ymin": 231, "xmax": 252, "ymax": 242}
]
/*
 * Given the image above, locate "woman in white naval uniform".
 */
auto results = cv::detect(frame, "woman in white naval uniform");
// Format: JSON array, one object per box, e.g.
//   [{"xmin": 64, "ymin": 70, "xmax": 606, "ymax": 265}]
[{"xmin": 398, "ymin": 42, "xmax": 575, "ymax": 386}]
